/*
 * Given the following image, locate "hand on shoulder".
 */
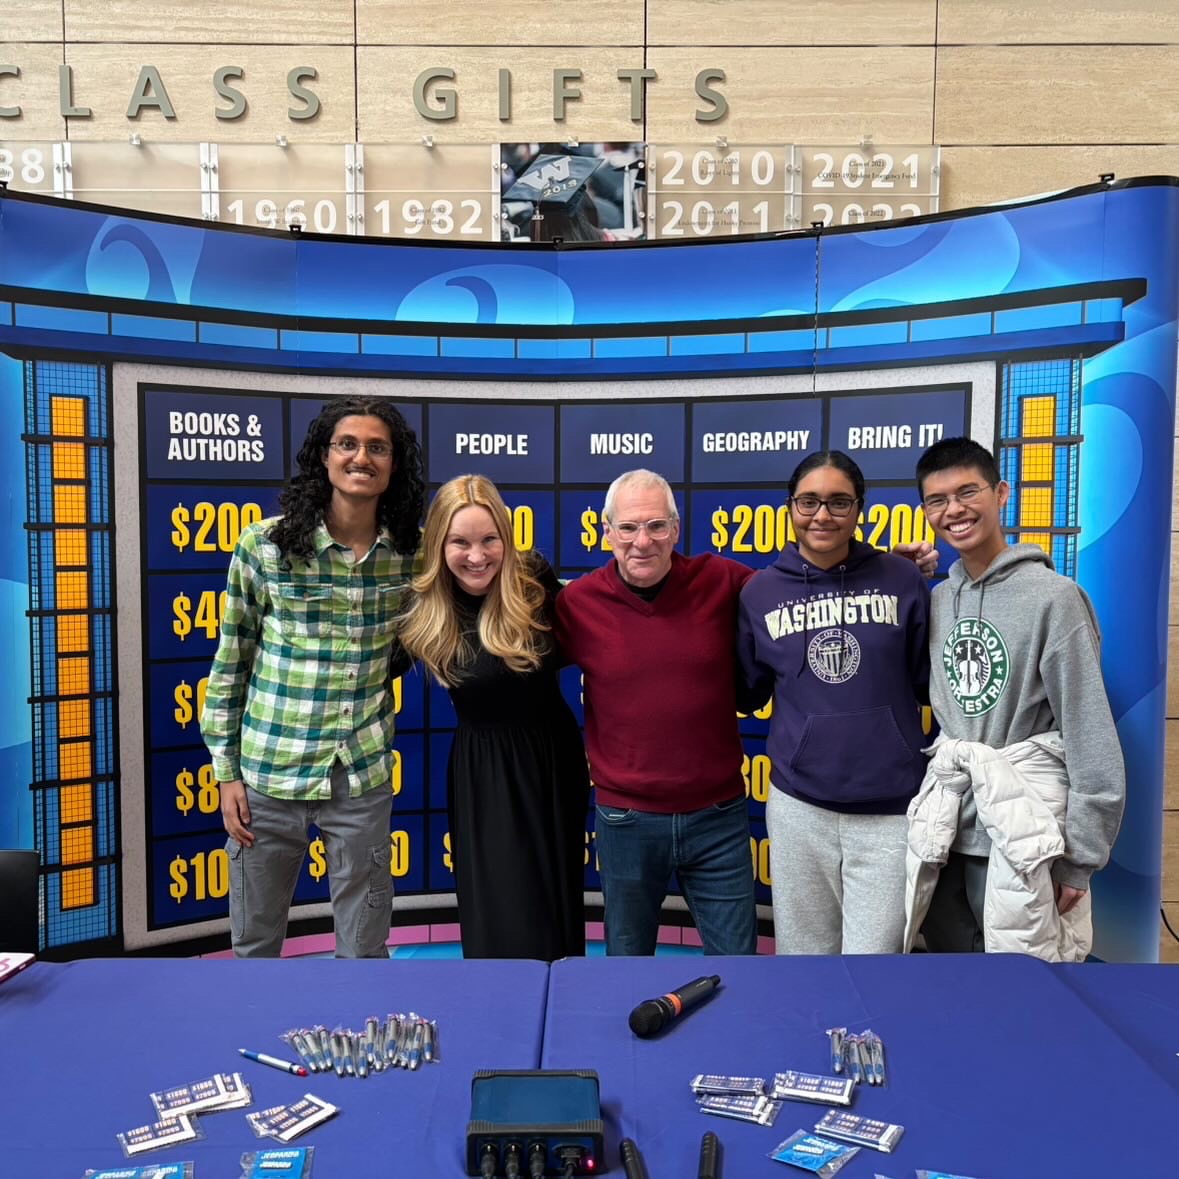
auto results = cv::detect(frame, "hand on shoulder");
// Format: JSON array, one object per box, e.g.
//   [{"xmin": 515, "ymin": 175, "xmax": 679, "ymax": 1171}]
[{"xmin": 891, "ymin": 540, "xmax": 939, "ymax": 579}]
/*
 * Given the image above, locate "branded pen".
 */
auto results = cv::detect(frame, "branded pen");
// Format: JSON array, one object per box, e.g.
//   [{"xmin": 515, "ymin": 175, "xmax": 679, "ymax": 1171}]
[
  {"xmin": 238, "ymin": 1047, "xmax": 308, "ymax": 1076},
  {"xmin": 407, "ymin": 1017, "xmax": 426, "ymax": 1070}
]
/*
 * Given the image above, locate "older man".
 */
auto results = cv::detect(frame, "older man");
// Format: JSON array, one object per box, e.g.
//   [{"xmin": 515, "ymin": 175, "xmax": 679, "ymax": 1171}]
[{"xmin": 554, "ymin": 468, "xmax": 759, "ymax": 955}]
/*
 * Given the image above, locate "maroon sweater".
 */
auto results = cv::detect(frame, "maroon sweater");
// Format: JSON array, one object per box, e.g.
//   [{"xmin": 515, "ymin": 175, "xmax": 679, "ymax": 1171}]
[{"xmin": 554, "ymin": 552, "xmax": 753, "ymax": 813}]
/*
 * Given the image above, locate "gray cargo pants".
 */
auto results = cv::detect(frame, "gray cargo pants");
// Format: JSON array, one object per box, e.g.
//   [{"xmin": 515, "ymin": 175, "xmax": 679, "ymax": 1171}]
[{"xmin": 227, "ymin": 761, "xmax": 393, "ymax": 959}]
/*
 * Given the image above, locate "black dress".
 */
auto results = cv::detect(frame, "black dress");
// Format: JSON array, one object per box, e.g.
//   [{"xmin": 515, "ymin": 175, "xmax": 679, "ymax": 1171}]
[{"xmin": 447, "ymin": 557, "xmax": 590, "ymax": 960}]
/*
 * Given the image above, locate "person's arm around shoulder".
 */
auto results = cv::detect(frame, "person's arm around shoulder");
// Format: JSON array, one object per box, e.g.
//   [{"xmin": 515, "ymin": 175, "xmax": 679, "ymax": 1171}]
[
  {"xmin": 1042, "ymin": 583, "xmax": 1126, "ymax": 910},
  {"xmin": 735, "ymin": 573, "xmax": 774, "ymax": 715},
  {"xmin": 388, "ymin": 636, "xmax": 417, "ymax": 686},
  {"xmin": 201, "ymin": 523, "xmax": 267, "ymax": 848},
  {"xmin": 389, "ymin": 550, "xmax": 425, "ymax": 683},
  {"xmin": 904, "ymin": 556, "xmax": 933, "ymax": 707},
  {"xmin": 892, "ymin": 540, "xmax": 939, "ymax": 579},
  {"xmin": 551, "ymin": 561, "xmax": 587, "ymax": 664},
  {"xmin": 525, "ymin": 549, "xmax": 563, "ymax": 601}
]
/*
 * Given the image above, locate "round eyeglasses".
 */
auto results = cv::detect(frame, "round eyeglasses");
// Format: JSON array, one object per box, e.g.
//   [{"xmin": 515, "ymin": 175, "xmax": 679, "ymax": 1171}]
[
  {"xmin": 608, "ymin": 517, "xmax": 675, "ymax": 541},
  {"xmin": 328, "ymin": 438, "xmax": 393, "ymax": 460}
]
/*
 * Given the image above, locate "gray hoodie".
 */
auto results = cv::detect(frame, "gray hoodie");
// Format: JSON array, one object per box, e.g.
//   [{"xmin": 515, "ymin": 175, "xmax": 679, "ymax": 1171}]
[{"xmin": 929, "ymin": 544, "xmax": 1125, "ymax": 888}]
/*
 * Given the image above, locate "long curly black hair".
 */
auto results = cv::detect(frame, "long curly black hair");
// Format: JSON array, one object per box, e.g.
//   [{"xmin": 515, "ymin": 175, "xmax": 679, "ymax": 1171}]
[{"xmin": 270, "ymin": 396, "xmax": 425, "ymax": 561}]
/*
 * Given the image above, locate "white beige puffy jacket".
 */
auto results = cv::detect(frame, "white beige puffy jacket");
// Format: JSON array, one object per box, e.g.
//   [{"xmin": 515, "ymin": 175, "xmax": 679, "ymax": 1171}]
[{"xmin": 903, "ymin": 731, "xmax": 1091, "ymax": 962}]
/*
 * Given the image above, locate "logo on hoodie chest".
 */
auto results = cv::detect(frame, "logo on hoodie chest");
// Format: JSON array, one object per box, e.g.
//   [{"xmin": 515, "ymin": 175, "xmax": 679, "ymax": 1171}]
[
  {"xmin": 942, "ymin": 617, "xmax": 1009, "ymax": 716},
  {"xmin": 808, "ymin": 628, "xmax": 862, "ymax": 684}
]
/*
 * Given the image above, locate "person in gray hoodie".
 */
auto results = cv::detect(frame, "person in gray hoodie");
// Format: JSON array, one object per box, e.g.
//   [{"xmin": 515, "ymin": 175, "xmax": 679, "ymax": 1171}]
[{"xmin": 914, "ymin": 437, "xmax": 1125, "ymax": 952}]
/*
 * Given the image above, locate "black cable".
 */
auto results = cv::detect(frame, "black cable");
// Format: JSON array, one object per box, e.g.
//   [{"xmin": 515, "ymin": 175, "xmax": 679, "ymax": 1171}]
[
  {"xmin": 479, "ymin": 1143, "xmax": 499, "ymax": 1179},
  {"xmin": 1163, "ymin": 905, "xmax": 1179, "ymax": 945},
  {"xmin": 620, "ymin": 1138, "xmax": 649, "ymax": 1179},
  {"xmin": 697, "ymin": 1130, "xmax": 719, "ymax": 1179},
  {"xmin": 528, "ymin": 1142, "xmax": 547, "ymax": 1179},
  {"xmin": 557, "ymin": 1145, "xmax": 585, "ymax": 1178},
  {"xmin": 504, "ymin": 1142, "xmax": 522, "ymax": 1179}
]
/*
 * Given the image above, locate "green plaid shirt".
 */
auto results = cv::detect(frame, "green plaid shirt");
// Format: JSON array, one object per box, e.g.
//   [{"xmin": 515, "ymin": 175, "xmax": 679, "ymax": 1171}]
[{"xmin": 201, "ymin": 518, "xmax": 417, "ymax": 800}]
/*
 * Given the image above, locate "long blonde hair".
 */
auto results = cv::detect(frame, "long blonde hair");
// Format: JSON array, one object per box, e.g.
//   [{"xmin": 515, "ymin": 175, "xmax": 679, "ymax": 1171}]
[{"xmin": 398, "ymin": 475, "xmax": 549, "ymax": 685}]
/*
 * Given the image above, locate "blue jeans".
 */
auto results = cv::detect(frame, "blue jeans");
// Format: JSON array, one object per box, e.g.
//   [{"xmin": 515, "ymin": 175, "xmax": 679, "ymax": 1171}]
[{"xmin": 594, "ymin": 793, "xmax": 757, "ymax": 956}]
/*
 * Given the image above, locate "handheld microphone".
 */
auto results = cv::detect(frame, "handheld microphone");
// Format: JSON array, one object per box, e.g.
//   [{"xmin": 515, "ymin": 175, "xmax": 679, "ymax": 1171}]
[{"xmin": 627, "ymin": 974, "xmax": 721, "ymax": 1037}]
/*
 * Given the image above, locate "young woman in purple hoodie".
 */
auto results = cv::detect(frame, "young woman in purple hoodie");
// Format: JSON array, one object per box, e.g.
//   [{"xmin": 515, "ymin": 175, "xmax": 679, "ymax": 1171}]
[{"xmin": 737, "ymin": 451, "xmax": 932, "ymax": 954}]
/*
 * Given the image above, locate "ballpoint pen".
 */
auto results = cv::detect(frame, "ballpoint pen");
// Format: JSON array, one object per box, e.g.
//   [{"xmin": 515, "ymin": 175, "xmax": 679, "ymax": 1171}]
[{"xmin": 238, "ymin": 1047, "xmax": 308, "ymax": 1077}]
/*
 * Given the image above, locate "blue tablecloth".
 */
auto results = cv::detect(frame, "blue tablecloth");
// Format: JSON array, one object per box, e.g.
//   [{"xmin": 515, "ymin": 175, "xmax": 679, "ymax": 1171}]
[
  {"xmin": 4, "ymin": 954, "xmax": 1177, "ymax": 1178},
  {"xmin": 541, "ymin": 954, "xmax": 1179, "ymax": 1178},
  {"xmin": 1059, "ymin": 961, "xmax": 1179, "ymax": 1094},
  {"xmin": 0, "ymin": 957, "xmax": 549, "ymax": 1178}
]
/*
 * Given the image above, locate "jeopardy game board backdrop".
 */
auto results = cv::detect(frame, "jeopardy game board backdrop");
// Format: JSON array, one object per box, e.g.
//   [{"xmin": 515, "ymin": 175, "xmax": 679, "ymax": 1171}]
[{"xmin": 0, "ymin": 177, "xmax": 1174, "ymax": 961}]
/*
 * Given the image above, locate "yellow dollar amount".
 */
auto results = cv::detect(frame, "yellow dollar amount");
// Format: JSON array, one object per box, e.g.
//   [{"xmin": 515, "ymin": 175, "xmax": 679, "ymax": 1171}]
[
  {"xmin": 173, "ymin": 677, "xmax": 209, "ymax": 729},
  {"xmin": 308, "ymin": 830, "xmax": 411, "ymax": 880},
  {"xmin": 442, "ymin": 831, "xmax": 453, "ymax": 872},
  {"xmin": 308, "ymin": 838, "xmax": 327, "ymax": 880},
  {"xmin": 507, "ymin": 505, "xmax": 535, "ymax": 551},
  {"xmin": 742, "ymin": 753, "xmax": 772, "ymax": 803},
  {"xmin": 388, "ymin": 830, "xmax": 410, "ymax": 878},
  {"xmin": 175, "ymin": 764, "xmax": 220, "ymax": 816},
  {"xmin": 749, "ymin": 835, "xmax": 772, "ymax": 887},
  {"xmin": 737, "ymin": 698, "xmax": 773, "ymax": 721},
  {"xmin": 173, "ymin": 590, "xmax": 228, "ymax": 641},
  {"xmin": 578, "ymin": 508, "xmax": 614, "ymax": 554},
  {"xmin": 711, "ymin": 504, "xmax": 795, "ymax": 553},
  {"xmin": 171, "ymin": 500, "xmax": 263, "ymax": 553},
  {"xmin": 169, "ymin": 848, "xmax": 229, "ymax": 902},
  {"xmin": 584, "ymin": 828, "xmax": 599, "ymax": 870},
  {"xmin": 859, "ymin": 502, "xmax": 934, "ymax": 552},
  {"xmin": 711, "ymin": 501, "xmax": 934, "ymax": 555}
]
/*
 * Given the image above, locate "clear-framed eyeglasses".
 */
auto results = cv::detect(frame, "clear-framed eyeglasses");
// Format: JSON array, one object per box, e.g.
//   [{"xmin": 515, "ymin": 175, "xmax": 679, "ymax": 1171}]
[{"xmin": 607, "ymin": 517, "xmax": 675, "ymax": 541}]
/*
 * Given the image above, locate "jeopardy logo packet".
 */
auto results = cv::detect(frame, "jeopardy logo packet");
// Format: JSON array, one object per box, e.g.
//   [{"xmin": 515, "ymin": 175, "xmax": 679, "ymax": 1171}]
[
  {"xmin": 770, "ymin": 1130, "xmax": 860, "ymax": 1175},
  {"xmin": 240, "ymin": 1147, "xmax": 316, "ymax": 1177}
]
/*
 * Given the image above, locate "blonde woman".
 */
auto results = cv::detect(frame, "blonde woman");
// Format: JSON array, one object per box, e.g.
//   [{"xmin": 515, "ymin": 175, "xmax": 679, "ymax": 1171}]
[{"xmin": 398, "ymin": 475, "xmax": 589, "ymax": 960}]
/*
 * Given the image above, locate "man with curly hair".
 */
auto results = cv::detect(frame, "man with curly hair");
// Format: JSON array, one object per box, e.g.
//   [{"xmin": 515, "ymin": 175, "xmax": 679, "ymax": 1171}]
[{"xmin": 201, "ymin": 397, "xmax": 424, "ymax": 958}]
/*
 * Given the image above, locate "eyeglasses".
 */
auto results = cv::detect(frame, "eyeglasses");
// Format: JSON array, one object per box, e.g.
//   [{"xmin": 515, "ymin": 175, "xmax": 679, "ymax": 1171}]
[
  {"xmin": 608, "ymin": 517, "xmax": 675, "ymax": 541},
  {"xmin": 329, "ymin": 438, "xmax": 393, "ymax": 460},
  {"xmin": 921, "ymin": 483, "xmax": 995, "ymax": 514},
  {"xmin": 789, "ymin": 494, "xmax": 859, "ymax": 518}
]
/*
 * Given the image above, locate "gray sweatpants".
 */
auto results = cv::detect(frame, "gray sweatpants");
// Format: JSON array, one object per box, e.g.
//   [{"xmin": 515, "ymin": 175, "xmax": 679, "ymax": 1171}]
[
  {"xmin": 767, "ymin": 787, "xmax": 907, "ymax": 955},
  {"xmin": 227, "ymin": 761, "xmax": 393, "ymax": 959}
]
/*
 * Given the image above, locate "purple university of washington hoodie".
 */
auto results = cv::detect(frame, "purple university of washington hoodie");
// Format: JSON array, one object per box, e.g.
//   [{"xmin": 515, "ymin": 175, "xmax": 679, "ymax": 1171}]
[{"xmin": 737, "ymin": 538, "xmax": 932, "ymax": 815}]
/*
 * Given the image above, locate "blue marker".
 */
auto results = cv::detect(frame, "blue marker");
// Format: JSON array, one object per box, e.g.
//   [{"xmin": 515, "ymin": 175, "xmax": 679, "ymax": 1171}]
[{"xmin": 239, "ymin": 1047, "xmax": 308, "ymax": 1077}]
